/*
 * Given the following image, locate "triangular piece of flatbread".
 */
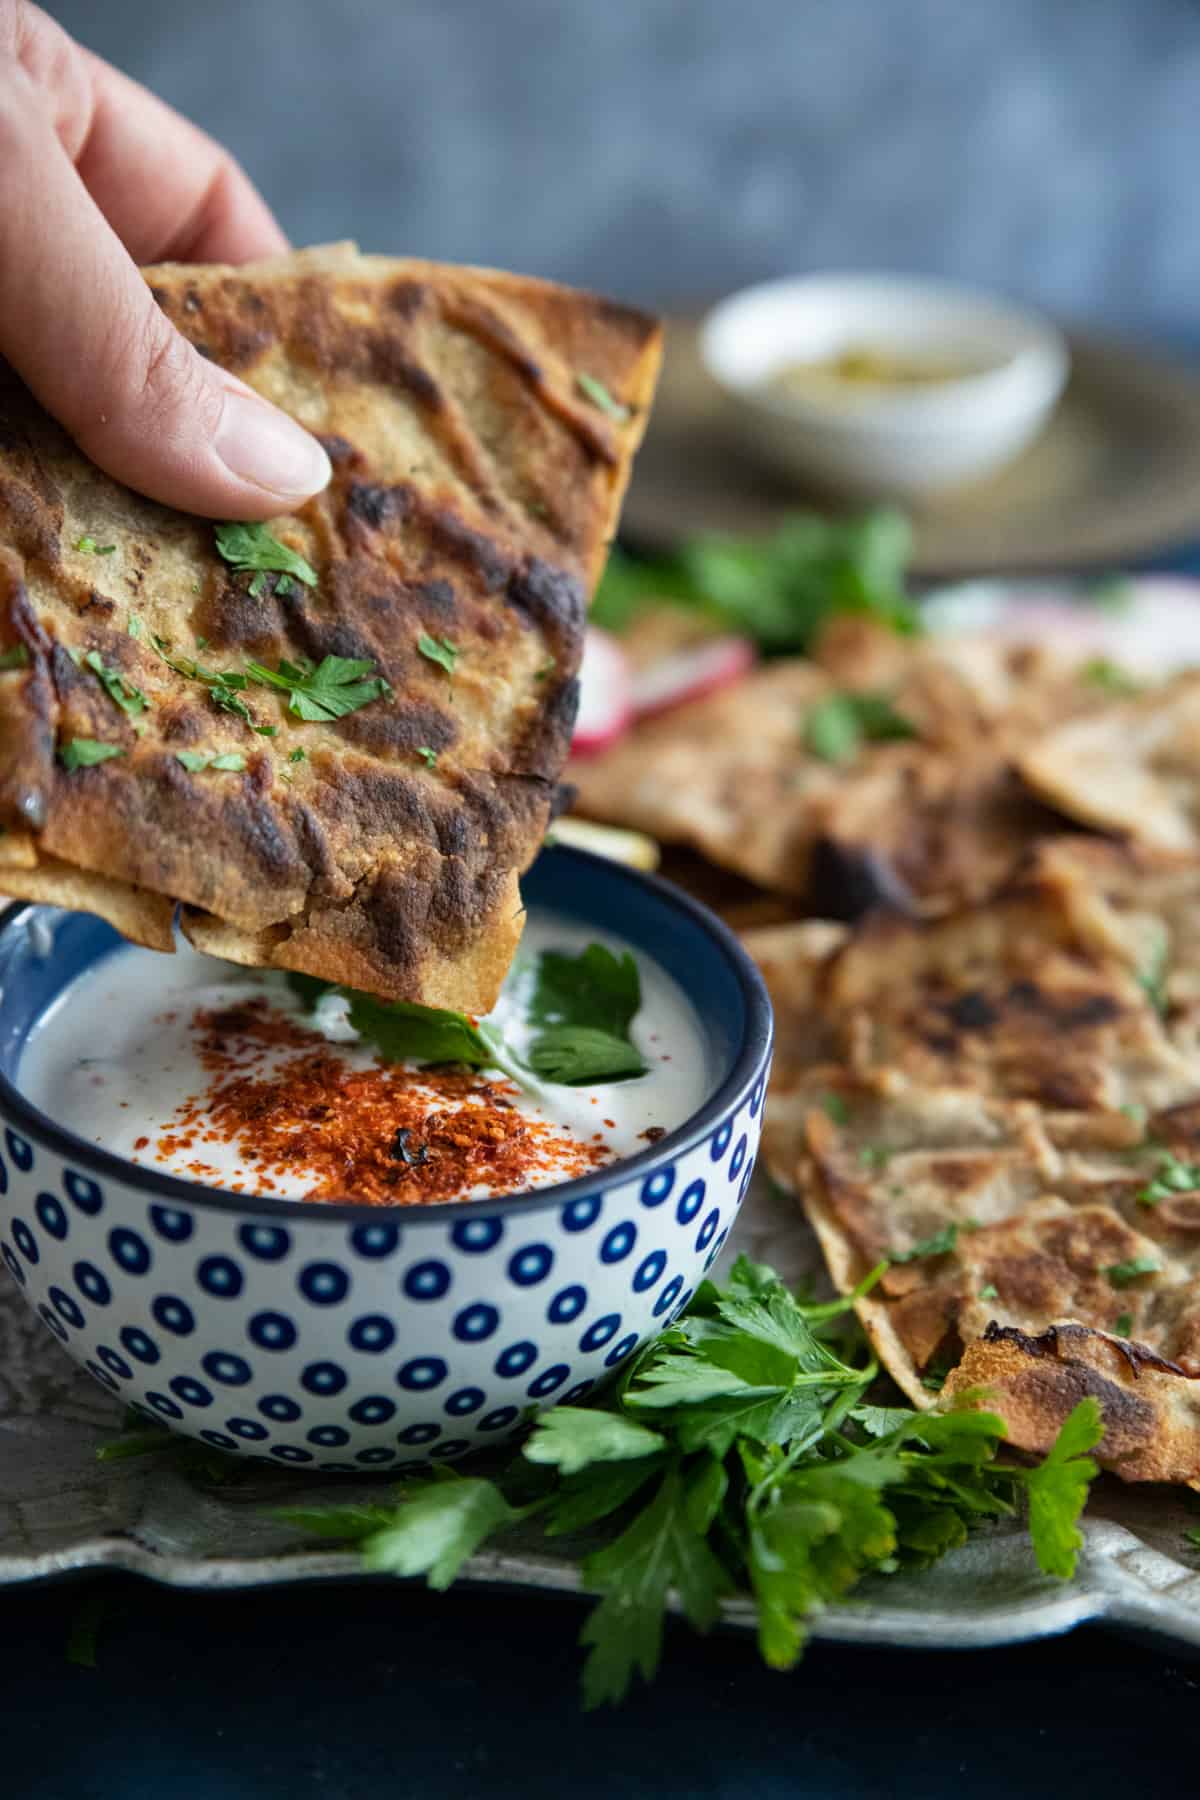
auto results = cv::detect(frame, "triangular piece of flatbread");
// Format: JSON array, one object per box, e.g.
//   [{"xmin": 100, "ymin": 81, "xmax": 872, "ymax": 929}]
[
  {"xmin": 569, "ymin": 631, "xmax": 1096, "ymax": 916},
  {"xmin": 1019, "ymin": 673, "xmax": 1200, "ymax": 853},
  {"xmin": 0, "ymin": 245, "xmax": 661, "ymax": 1006}
]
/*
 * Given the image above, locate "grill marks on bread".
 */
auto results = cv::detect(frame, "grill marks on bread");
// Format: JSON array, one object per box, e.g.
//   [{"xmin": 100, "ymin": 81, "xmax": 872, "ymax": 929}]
[
  {"xmin": 0, "ymin": 245, "xmax": 662, "ymax": 1006},
  {"xmin": 748, "ymin": 840, "xmax": 1200, "ymax": 1483}
]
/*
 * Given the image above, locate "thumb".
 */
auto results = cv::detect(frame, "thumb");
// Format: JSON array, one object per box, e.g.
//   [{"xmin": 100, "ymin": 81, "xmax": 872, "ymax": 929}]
[{"xmin": 0, "ymin": 65, "xmax": 330, "ymax": 519}]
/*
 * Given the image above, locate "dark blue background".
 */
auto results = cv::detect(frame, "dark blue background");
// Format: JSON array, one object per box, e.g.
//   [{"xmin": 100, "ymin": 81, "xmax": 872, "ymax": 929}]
[
  {"xmin": 42, "ymin": 0, "xmax": 1200, "ymax": 337},
  {"xmin": 3, "ymin": 1574, "xmax": 1198, "ymax": 1799}
]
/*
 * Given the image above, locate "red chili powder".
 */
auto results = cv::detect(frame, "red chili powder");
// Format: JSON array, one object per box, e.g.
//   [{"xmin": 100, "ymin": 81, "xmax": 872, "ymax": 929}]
[{"xmin": 151, "ymin": 998, "xmax": 611, "ymax": 1207}]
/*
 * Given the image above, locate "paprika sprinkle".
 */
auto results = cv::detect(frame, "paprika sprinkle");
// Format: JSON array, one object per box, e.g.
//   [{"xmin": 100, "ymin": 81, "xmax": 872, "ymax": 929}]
[{"xmin": 155, "ymin": 998, "xmax": 611, "ymax": 1205}]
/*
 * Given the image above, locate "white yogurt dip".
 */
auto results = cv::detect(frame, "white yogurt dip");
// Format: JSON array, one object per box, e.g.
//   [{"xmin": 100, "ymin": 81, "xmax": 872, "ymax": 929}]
[{"xmin": 17, "ymin": 912, "xmax": 713, "ymax": 1205}]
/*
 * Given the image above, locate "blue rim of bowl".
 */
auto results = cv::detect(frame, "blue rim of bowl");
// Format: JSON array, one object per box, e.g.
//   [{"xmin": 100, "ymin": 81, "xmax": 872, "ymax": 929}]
[{"xmin": 0, "ymin": 848, "xmax": 773, "ymax": 1226}]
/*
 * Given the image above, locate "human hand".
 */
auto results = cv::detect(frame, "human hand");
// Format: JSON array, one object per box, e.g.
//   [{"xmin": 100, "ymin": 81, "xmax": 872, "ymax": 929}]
[{"xmin": 0, "ymin": 2, "xmax": 331, "ymax": 517}]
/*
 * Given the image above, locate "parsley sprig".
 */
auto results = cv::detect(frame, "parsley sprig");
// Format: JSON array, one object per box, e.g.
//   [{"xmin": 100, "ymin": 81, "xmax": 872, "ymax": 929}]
[
  {"xmin": 71, "ymin": 648, "xmax": 149, "ymax": 722},
  {"xmin": 150, "ymin": 636, "xmax": 255, "ymax": 725},
  {"xmin": 1104, "ymin": 1255, "xmax": 1161, "ymax": 1288},
  {"xmin": 246, "ymin": 655, "xmax": 392, "ymax": 722},
  {"xmin": 806, "ymin": 691, "xmax": 915, "ymax": 765},
  {"xmin": 214, "ymin": 522, "xmax": 317, "ymax": 597},
  {"xmin": 59, "ymin": 737, "xmax": 124, "ymax": 770},
  {"xmin": 264, "ymin": 1256, "xmax": 1101, "ymax": 1706},
  {"xmin": 417, "ymin": 633, "xmax": 459, "ymax": 678},
  {"xmin": 289, "ymin": 941, "xmax": 649, "ymax": 1091},
  {"xmin": 1138, "ymin": 1151, "xmax": 1200, "ymax": 1206},
  {"xmin": 887, "ymin": 1223, "xmax": 958, "ymax": 1263},
  {"xmin": 174, "ymin": 750, "xmax": 246, "ymax": 774}
]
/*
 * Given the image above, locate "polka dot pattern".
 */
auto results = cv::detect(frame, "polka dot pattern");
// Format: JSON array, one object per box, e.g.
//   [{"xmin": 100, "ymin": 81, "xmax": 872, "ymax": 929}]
[
  {"xmin": 149, "ymin": 1206, "xmax": 193, "ymax": 1244},
  {"xmin": 347, "ymin": 1314, "xmax": 396, "ymax": 1354},
  {"xmin": 239, "ymin": 1224, "xmax": 291, "ymax": 1261},
  {"xmin": 0, "ymin": 1023, "xmax": 767, "ymax": 1467}
]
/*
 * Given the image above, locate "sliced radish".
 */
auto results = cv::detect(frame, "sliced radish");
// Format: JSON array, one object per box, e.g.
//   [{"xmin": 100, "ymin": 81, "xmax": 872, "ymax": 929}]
[
  {"xmin": 629, "ymin": 635, "xmax": 757, "ymax": 719},
  {"xmin": 571, "ymin": 626, "xmax": 633, "ymax": 756}
]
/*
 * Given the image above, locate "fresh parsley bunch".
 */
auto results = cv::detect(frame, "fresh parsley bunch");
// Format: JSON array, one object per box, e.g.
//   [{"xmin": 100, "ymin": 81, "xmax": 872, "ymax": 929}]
[
  {"xmin": 591, "ymin": 510, "xmax": 920, "ymax": 653},
  {"xmin": 274, "ymin": 1255, "xmax": 1102, "ymax": 1707}
]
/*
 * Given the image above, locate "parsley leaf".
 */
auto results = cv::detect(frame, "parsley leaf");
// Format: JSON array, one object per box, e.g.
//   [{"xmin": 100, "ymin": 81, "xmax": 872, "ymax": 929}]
[
  {"xmin": 150, "ymin": 636, "xmax": 256, "ymax": 726},
  {"xmin": 77, "ymin": 649, "xmax": 148, "ymax": 720},
  {"xmin": 75, "ymin": 536, "xmax": 116, "ymax": 555},
  {"xmin": 576, "ymin": 372, "xmax": 631, "ymax": 423},
  {"xmin": 579, "ymin": 1470, "xmax": 727, "ymax": 1708},
  {"xmin": 888, "ymin": 1224, "xmax": 958, "ymax": 1263},
  {"xmin": 806, "ymin": 691, "xmax": 915, "ymax": 764},
  {"xmin": 851, "ymin": 1403, "xmax": 918, "ymax": 1439},
  {"xmin": 530, "ymin": 943, "xmax": 640, "ymax": 1037},
  {"xmin": 1137, "ymin": 1152, "xmax": 1200, "ymax": 1206},
  {"xmin": 273, "ymin": 1504, "xmax": 400, "ymax": 1542},
  {"xmin": 359, "ymin": 1477, "xmax": 522, "ymax": 1590},
  {"xmin": 59, "ymin": 738, "xmax": 124, "ymax": 770},
  {"xmin": 858, "ymin": 1145, "xmax": 891, "ymax": 1169},
  {"xmin": 526, "ymin": 942, "xmax": 646, "ymax": 1085},
  {"xmin": 343, "ymin": 993, "xmax": 500, "ymax": 1068},
  {"xmin": 1104, "ymin": 1255, "xmax": 1160, "ymax": 1288},
  {"xmin": 523, "ymin": 1407, "xmax": 665, "ymax": 1476},
  {"xmin": 246, "ymin": 655, "xmax": 392, "ymax": 722},
  {"xmin": 978, "ymin": 1282, "xmax": 999, "ymax": 1302},
  {"xmin": 1081, "ymin": 657, "xmax": 1139, "ymax": 695},
  {"xmin": 1113, "ymin": 1312, "xmax": 1133, "ymax": 1338},
  {"xmin": 526, "ymin": 1028, "xmax": 646, "ymax": 1084},
  {"xmin": 417, "ymin": 633, "xmax": 459, "ymax": 677},
  {"xmin": 288, "ymin": 977, "xmax": 533, "ymax": 1091},
  {"xmin": 1015, "ymin": 1397, "xmax": 1102, "ymax": 1578},
  {"xmin": 214, "ymin": 522, "xmax": 317, "ymax": 589},
  {"xmin": 0, "ymin": 644, "xmax": 29, "ymax": 670},
  {"xmin": 174, "ymin": 751, "xmax": 246, "ymax": 773},
  {"xmin": 289, "ymin": 748, "xmax": 306, "ymax": 763},
  {"xmin": 416, "ymin": 745, "xmax": 438, "ymax": 768},
  {"xmin": 1136, "ymin": 927, "xmax": 1169, "ymax": 1016}
]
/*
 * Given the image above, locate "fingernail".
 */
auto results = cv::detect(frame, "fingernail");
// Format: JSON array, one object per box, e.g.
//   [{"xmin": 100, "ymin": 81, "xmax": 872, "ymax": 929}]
[{"xmin": 214, "ymin": 386, "xmax": 332, "ymax": 501}]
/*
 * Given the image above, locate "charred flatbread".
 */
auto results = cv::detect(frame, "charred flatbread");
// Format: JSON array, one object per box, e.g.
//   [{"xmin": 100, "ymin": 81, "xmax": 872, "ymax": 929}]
[
  {"xmin": 748, "ymin": 840, "xmax": 1200, "ymax": 1481},
  {"xmin": 801, "ymin": 1078, "xmax": 1200, "ymax": 1482},
  {"xmin": 1019, "ymin": 672, "xmax": 1200, "ymax": 852},
  {"xmin": 570, "ymin": 633, "xmax": 1093, "ymax": 918},
  {"xmin": 0, "ymin": 244, "xmax": 661, "ymax": 1007}
]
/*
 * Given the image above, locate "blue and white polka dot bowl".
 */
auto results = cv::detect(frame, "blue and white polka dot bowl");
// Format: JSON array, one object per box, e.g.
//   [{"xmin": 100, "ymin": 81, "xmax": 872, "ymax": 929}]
[{"xmin": 0, "ymin": 846, "xmax": 771, "ymax": 1473}]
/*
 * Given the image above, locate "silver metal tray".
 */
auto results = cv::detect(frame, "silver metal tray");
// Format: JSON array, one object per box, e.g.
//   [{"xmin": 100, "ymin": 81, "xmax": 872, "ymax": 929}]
[{"xmin": 4, "ymin": 1173, "xmax": 1200, "ymax": 1656}]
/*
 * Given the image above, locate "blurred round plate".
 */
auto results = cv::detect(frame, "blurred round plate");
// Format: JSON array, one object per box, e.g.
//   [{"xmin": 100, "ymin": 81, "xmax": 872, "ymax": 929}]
[{"xmin": 622, "ymin": 317, "xmax": 1200, "ymax": 577}]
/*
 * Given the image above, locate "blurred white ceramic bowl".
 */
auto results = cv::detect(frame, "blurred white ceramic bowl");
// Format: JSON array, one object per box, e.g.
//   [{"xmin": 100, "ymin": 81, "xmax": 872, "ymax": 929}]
[{"xmin": 699, "ymin": 273, "xmax": 1070, "ymax": 500}]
